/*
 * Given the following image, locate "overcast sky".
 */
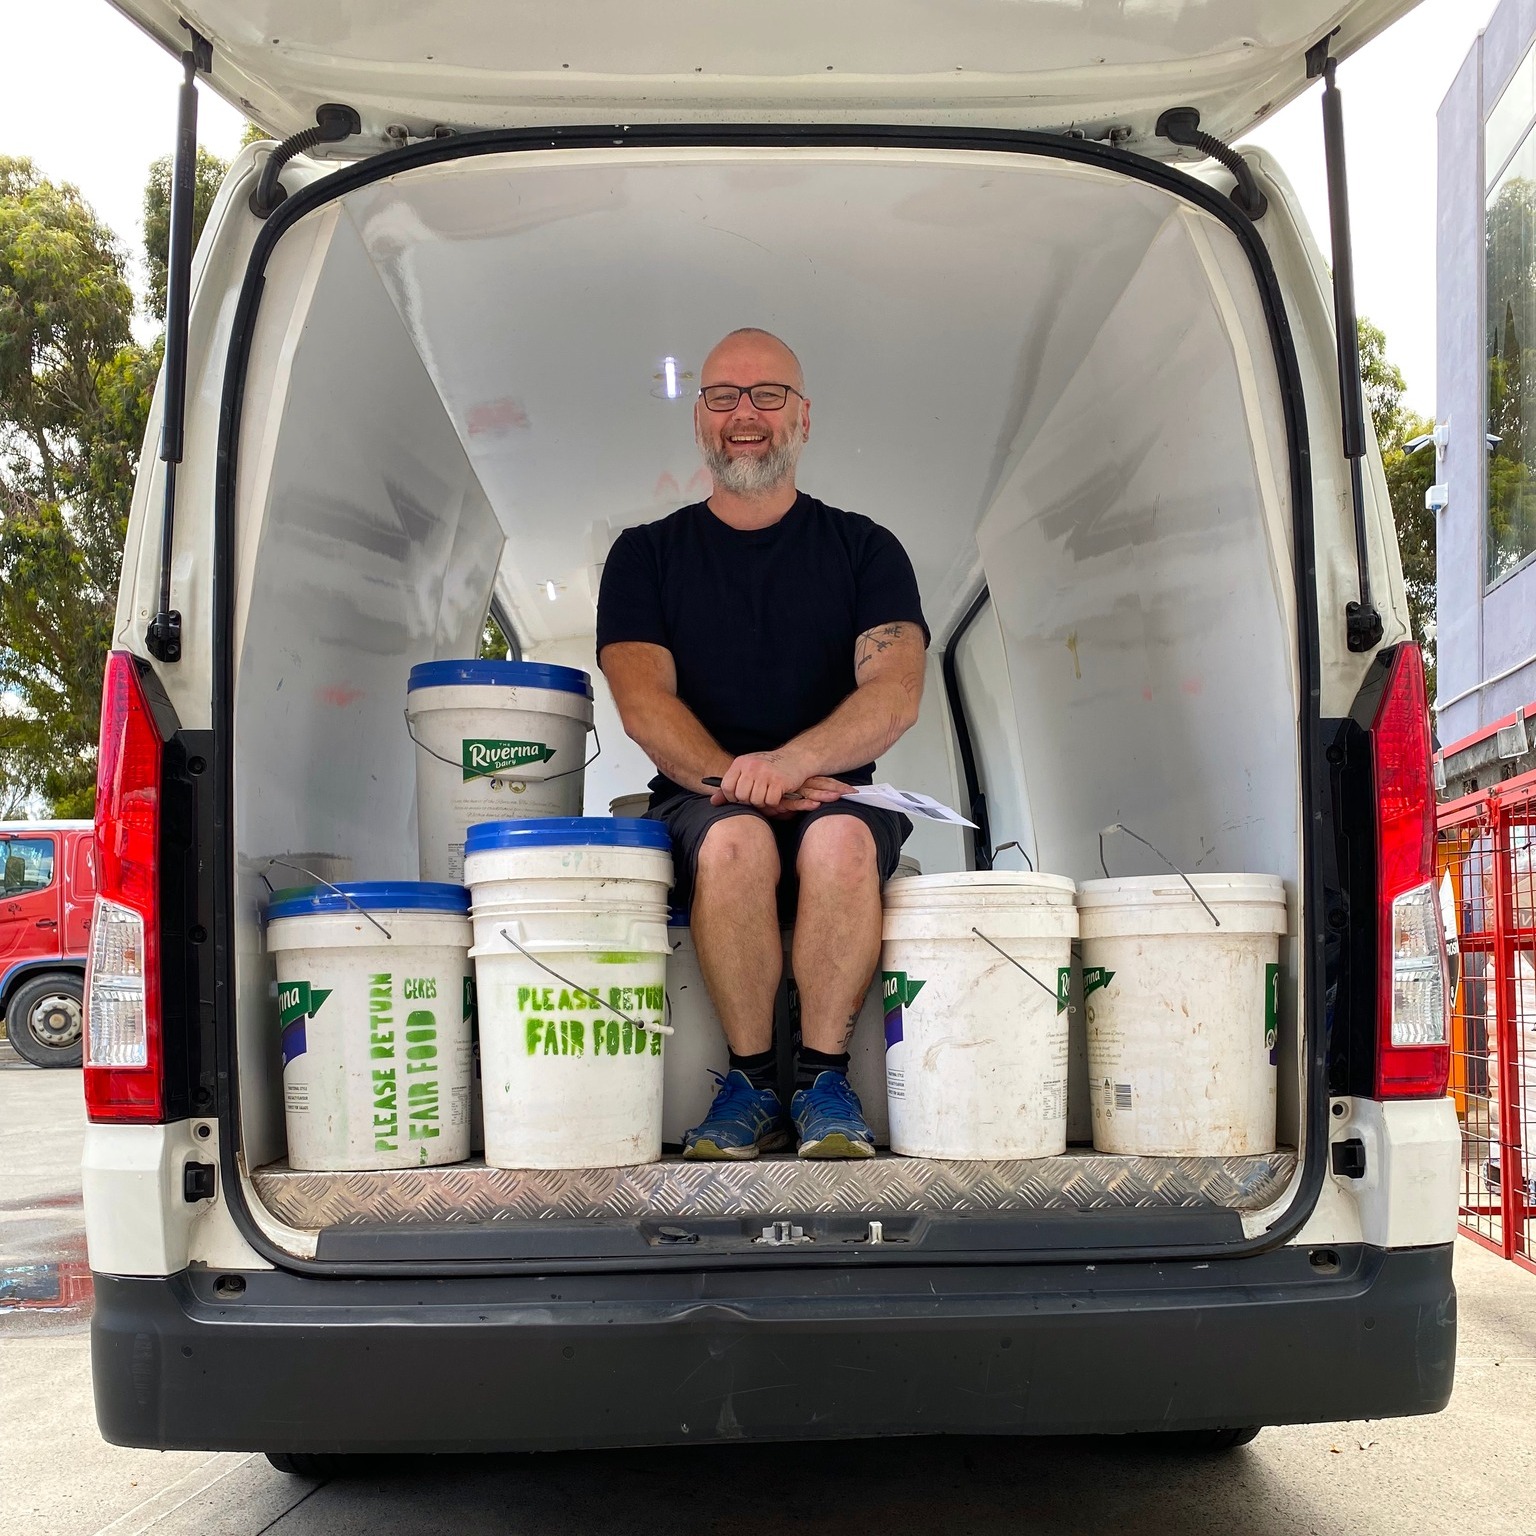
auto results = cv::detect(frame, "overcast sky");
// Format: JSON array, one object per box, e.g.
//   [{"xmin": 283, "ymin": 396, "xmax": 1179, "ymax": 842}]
[{"xmin": 0, "ymin": 0, "xmax": 1503, "ymax": 410}]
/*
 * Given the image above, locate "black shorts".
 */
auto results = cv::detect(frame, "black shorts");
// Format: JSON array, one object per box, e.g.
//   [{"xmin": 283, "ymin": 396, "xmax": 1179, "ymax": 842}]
[{"xmin": 647, "ymin": 790, "xmax": 911, "ymax": 923}]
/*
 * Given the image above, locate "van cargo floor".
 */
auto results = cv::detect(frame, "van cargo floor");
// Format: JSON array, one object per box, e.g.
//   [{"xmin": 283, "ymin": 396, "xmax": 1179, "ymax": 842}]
[{"xmin": 250, "ymin": 1147, "xmax": 1296, "ymax": 1229}]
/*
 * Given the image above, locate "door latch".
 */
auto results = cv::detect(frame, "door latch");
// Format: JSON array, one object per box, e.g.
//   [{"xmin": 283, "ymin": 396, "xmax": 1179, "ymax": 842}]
[
  {"xmin": 183, "ymin": 1162, "xmax": 217, "ymax": 1202},
  {"xmin": 1330, "ymin": 1138, "xmax": 1367, "ymax": 1180}
]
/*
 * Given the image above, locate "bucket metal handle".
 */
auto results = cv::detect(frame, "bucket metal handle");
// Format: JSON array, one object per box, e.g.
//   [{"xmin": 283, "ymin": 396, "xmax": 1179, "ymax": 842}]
[
  {"xmin": 261, "ymin": 857, "xmax": 394, "ymax": 940},
  {"xmin": 497, "ymin": 927, "xmax": 674, "ymax": 1036},
  {"xmin": 1097, "ymin": 823, "xmax": 1221, "ymax": 928},
  {"xmin": 970, "ymin": 927, "xmax": 1069, "ymax": 1010},
  {"xmin": 404, "ymin": 711, "xmax": 602, "ymax": 786},
  {"xmin": 991, "ymin": 839, "xmax": 1034, "ymax": 870}
]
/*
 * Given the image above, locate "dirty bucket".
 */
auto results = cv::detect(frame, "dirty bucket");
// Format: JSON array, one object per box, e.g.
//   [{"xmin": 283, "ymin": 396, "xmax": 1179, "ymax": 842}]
[
  {"xmin": 465, "ymin": 818, "xmax": 673, "ymax": 1168},
  {"xmin": 266, "ymin": 882, "xmax": 474, "ymax": 1171},
  {"xmin": 1077, "ymin": 873, "xmax": 1287, "ymax": 1156},
  {"xmin": 609, "ymin": 792, "xmax": 653, "ymax": 819},
  {"xmin": 406, "ymin": 660, "xmax": 595, "ymax": 885},
  {"xmin": 880, "ymin": 872, "xmax": 1077, "ymax": 1159}
]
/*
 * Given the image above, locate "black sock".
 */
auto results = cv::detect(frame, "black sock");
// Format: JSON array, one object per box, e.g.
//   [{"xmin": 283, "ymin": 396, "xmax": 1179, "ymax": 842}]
[
  {"xmin": 795, "ymin": 1047, "xmax": 850, "ymax": 1091},
  {"xmin": 728, "ymin": 1048, "xmax": 779, "ymax": 1094}
]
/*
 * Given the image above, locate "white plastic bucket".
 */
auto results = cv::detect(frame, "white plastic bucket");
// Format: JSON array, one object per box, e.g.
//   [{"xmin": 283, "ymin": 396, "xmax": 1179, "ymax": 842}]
[
  {"xmin": 407, "ymin": 660, "xmax": 595, "ymax": 885},
  {"xmin": 609, "ymin": 792, "xmax": 653, "ymax": 819},
  {"xmin": 266, "ymin": 882, "xmax": 474, "ymax": 1171},
  {"xmin": 880, "ymin": 872, "xmax": 1078, "ymax": 1159},
  {"xmin": 1077, "ymin": 873, "xmax": 1288, "ymax": 1156},
  {"xmin": 465, "ymin": 818, "xmax": 673, "ymax": 1168}
]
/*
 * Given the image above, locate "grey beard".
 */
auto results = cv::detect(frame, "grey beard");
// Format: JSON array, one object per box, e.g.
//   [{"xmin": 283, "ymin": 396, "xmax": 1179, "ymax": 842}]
[{"xmin": 701, "ymin": 432, "xmax": 801, "ymax": 496}]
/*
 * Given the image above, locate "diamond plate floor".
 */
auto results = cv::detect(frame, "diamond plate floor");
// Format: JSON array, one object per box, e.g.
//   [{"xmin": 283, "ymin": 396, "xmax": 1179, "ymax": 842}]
[{"xmin": 250, "ymin": 1147, "xmax": 1297, "ymax": 1229}]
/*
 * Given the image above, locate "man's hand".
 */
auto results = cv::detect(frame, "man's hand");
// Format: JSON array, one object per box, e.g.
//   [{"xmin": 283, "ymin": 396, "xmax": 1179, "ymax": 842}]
[{"xmin": 712, "ymin": 752, "xmax": 851, "ymax": 810}]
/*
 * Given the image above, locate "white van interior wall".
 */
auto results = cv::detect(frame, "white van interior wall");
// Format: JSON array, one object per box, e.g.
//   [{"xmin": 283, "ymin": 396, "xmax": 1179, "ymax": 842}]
[
  {"xmin": 232, "ymin": 203, "xmax": 503, "ymax": 1166},
  {"xmin": 231, "ymin": 146, "xmax": 1303, "ymax": 1174}
]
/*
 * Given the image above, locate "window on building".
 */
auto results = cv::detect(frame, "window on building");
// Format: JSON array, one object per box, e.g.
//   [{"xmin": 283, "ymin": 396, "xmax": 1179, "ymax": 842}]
[
  {"xmin": 1487, "ymin": 101, "xmax": 1536, "ymax": 583},
  {"xmin": 1489, "ymin": 40, "xmax": 1536, "ymax": 186}
]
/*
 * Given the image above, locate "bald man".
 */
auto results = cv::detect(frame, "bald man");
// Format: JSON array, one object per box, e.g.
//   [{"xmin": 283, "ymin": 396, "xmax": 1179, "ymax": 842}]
[{"xmin": 596, "ymin": 328, "xmax": 929, "ymax": 1160}]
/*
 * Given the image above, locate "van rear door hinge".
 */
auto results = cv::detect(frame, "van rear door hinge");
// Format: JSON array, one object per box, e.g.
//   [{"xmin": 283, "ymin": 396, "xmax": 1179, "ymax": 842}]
[
  {"xmin": 145, "ymin": 24, "xmax": 214, "ymax": 665},
  {"xmin": 1308, "ymin": 31, "xmax": 1385, "ymax": 654}
]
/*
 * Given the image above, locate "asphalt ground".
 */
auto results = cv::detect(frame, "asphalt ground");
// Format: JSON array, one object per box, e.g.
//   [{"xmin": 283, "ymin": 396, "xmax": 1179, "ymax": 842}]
[{"xmin": 3, "ymin": 1050, "xmax": 1533, "ymax": 1536}]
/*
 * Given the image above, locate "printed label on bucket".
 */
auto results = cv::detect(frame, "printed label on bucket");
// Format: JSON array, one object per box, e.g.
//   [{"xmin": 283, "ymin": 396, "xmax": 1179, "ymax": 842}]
[
  {"xmin": 1265, "ymin": 962, "xmax": 1280, "ymax": 1065},
  {"xmin": 1099, "ymin": 1077, "xmax": 1134, "ymax": 1116},
  {"xmin": 1083, "ymin": 966, "xmax": 1115, "ymax": 999},
  {"xmin": 882, "ymin": 970, "xmax": 926, "ymax": 1049},
  {"xmin": 516, "ymin": 982, "xmax": 664, "ymax": 1060},
  {"xmin": 365, "ymin": 972, "xmax": 451, "ymax": 1159},
  {"xmin": 278, "ymin": 979, "xmax": 330, "ymax": 1069},
  {"xmin": 461, "ymin": 737, "xmax": 555, "ymax": 780}
]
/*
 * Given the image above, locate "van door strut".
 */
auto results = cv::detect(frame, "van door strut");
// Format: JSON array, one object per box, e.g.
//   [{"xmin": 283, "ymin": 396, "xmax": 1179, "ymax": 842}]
[
  {"xmin": 145, "ymin": 25, "xmax": 213, "ymax": 665},
  {"xmin": 1307, "ymin": 34, "xmax": 1384, "ymax": 654}
]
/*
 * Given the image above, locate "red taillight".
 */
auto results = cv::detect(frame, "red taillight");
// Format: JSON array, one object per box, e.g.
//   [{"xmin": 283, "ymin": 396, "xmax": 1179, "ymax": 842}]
[
  {"xmin": 84, "ymin": 652, "xmax": 164, "ymax": 1123},
  {"xmin": 1369, "ymin": 645, "xmax": 1450, "ymax": 1099}
]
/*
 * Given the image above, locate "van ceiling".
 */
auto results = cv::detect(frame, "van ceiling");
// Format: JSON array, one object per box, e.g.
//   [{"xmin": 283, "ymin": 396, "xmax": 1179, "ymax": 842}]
[
  {"xmin": 113, "ymin": 0, "xmax": 1416, "ymax": 145},
  {"xmin": 312, "ymin": 147, "xmax": 1284, "ymax": 650}
]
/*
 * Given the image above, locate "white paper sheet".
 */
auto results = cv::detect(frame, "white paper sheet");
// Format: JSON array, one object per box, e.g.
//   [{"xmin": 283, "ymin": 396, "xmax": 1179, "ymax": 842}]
[{"xmin": 839, "ymin": 783, "xmax": 978, "ymax": 826}]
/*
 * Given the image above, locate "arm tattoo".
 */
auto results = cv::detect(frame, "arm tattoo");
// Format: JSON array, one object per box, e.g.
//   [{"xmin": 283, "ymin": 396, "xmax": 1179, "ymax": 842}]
[{"xmin": 855, "ymin": 622, "xmax": 910, "ymax": 672}]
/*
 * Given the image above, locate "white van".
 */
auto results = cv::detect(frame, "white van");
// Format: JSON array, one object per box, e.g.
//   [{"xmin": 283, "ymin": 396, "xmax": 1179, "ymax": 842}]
[{"xmin": 84, "ymin": 1, "xmax": 1459, "ymax": 1466}]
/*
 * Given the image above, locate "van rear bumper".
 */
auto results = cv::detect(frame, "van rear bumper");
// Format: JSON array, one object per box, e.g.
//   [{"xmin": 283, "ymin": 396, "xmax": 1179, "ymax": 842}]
[{"xmin": 92, "ymin": 1243, "xmax": 1455, "ymax": 1453}]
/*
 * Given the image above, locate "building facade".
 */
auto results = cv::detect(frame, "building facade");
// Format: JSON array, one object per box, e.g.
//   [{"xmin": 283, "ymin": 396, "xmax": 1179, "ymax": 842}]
[{"xmin": 1438, "ymin": 0, "xmax": 1536, "ymax": 790}]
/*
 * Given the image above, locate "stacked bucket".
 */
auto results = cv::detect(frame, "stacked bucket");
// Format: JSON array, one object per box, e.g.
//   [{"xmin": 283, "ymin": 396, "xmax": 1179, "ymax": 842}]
[
  {"xmin": 267, "ymin": 650, "xmax": 1290, "ymax": 1174},
  {"xmin": 268, "ymin": 657, "xmax": 678, "ymax": 1172}
]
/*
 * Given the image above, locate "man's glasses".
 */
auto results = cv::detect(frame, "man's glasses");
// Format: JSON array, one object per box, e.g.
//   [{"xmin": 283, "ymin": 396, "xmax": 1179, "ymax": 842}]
[{"xmin": 699, "ymin": 382, "xmax": 804, "ymax": 412}]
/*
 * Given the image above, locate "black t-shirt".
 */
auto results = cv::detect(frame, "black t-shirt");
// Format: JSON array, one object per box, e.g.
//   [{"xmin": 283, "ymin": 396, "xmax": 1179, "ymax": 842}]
[{"xmin": 596, "ymin": 492, "xmax": 928, "ymax": 797}]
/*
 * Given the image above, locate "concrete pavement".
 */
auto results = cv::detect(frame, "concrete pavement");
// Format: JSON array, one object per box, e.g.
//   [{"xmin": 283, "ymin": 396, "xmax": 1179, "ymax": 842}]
[{"xmin": 3, "ymin": 1055, "xmax": 1532, "ymax": 1536}]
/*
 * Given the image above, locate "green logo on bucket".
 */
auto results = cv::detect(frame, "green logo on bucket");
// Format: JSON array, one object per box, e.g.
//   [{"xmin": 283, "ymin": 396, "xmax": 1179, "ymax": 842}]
[
  {"xmin": 882, "ymin": 971, "xmax": 925, "ymax": 1050},
  {"xmin": 277, "ymin": 980, "xmax": 330, "ymax": 1067},
  {"xmin": 1265, "ymin": 962, "xmax": 1280, "ymax": 1064},
  {"xmin": 461, "ymin": 738, "xmax": 555, "ymax": 780},
  {"xmin": 1056, "ymin": 967, "xmax": 1071, "ymax": 1014},
  {"xmin": 1083, "ymin": 966, "xmax": 1115, "ymax": 1000}
]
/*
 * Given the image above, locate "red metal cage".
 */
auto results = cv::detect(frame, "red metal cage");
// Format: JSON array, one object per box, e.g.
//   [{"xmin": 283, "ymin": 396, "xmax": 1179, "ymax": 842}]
[{"xmin": 1439, "ymin": 767, "xmax": 1536, "ymax": 1272}]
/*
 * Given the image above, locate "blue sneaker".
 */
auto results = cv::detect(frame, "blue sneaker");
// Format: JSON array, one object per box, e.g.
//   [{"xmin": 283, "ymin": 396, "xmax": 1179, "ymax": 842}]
[
  {"xmin": 682, "ymin": 1071, "xmax": 792, "ymax": 1160},
  {"xmin": 791, "ymin": 1071, "xmax": 877, "ymax": 1159}
]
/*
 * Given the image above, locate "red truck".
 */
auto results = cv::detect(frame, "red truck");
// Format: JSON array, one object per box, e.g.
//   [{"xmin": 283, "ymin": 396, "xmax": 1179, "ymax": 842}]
[{"xmin": 1, "ymin": 821, "xmax": 95, "ymax": 1068}]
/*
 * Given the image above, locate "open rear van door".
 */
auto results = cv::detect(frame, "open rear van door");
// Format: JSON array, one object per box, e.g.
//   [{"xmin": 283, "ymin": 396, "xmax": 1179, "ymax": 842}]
[{"xmin": 111, "ymin": 1, "xmax": 1418, "ymax": 144}]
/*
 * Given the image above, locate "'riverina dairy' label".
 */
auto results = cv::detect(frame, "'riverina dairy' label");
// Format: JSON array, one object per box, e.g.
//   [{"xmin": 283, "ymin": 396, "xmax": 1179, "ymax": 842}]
[{"xmin": 461, "ymin": 738, "xmax": 555, "ymax": 780}]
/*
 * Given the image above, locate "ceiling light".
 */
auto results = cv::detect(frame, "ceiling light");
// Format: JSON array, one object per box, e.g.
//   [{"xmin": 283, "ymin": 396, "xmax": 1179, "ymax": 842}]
[
  {"xmin": 544, "ymin": 581, "xmax": 559, "ymax": 602},
  {"xmin": 651, "ymin": 358, "xmax": 692, "ymax": 400}
]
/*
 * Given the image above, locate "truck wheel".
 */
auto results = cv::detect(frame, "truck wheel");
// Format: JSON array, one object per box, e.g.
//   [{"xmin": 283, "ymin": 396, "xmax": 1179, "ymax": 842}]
[{"xmin": 5, "ymin": 973, "xmax": 85, "ymax": 1068}]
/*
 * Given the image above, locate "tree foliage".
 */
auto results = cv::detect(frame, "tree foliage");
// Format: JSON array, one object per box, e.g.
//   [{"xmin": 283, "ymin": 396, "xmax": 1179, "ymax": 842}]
[
  {"xmin": 0, "ymin": 157, "xmax": 157, "ymax": 815},
  {"xmin": 1359, "ymin": 316, "xmax": 1437, "ymax": 699},
  {"xmin": 0, "ymin": 150, "xmax": 225, "ymax": 816},
  {"xmin": 142, "ymin": 146, "xmax": 230, "ymax": 323},
  {"xmin": 479, "ymin": 610, "xmax": 513, "ymax": 660}
]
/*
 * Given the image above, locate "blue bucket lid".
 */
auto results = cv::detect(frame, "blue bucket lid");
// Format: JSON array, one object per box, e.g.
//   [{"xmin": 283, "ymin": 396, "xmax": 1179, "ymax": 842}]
[
  {"xmin": 464, "ymin": 817, "xmax": 671, "ymax": 855},
  {"xmin": 407, "ymin": 659, "xmax": 593, "ymax": 698},
  {"xmin": 266, "ymin": 881, "xmax": 471, "ymax": 921}
]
